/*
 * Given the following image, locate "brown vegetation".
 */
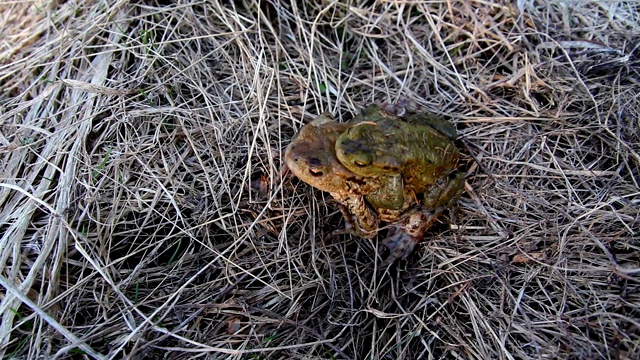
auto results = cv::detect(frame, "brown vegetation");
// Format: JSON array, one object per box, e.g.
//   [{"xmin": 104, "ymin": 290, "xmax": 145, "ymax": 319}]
[{"xmin": 0, "ymin": 1, "xmax": 638, "ymax": 359}]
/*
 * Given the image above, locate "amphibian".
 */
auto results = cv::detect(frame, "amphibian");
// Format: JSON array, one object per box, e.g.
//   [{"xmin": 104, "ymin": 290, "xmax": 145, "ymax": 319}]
[
  {"xmin": 284, "ymin": 113, "xmax": 381, "ymax": 237},
  {"xmin": 285, "ymin": 105, "xmax": 465, "ymax": 263},
  {"xmin": 336, "ymin": 104, "xmax": 465, "ymax": 210},
  {"xmin": 335, "ymin": 104, "xmax": 466, "ymax": 261}
]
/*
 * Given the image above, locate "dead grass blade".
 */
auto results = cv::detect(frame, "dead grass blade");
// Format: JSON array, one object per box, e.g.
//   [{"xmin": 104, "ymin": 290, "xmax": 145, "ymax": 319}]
[{"xmin": 0, "ymin": 0, "xmax": 638, "ymax": 359}]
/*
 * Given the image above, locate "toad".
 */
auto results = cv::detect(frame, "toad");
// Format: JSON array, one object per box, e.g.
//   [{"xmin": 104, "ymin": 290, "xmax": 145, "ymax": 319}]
[
  {"xmin": 335, "ymin": 104, "xmax": 465, "ymax": 211},
  {"xmin": 284, "ymin": 112, "xmax": 381, "ymax": 238},
  {"xmin": 285, "ymin": 105, "xmax": 464, "ymax": 263}
]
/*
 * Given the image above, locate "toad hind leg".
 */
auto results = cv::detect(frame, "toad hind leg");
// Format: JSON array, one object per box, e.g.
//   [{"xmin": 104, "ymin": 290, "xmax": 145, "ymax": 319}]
[
  {"xmin": 423, "ymin": 171, "xmax": 465, "ymax": 209},
  {"xmin": 381, "ymin": 206, "xmax": 445, "ymax": 265}
]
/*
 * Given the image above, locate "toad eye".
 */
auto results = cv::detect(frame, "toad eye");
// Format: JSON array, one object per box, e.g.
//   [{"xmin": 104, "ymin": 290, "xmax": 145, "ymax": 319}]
[
  {"xmin": 352, "ymin": 153, "xmax": 372, "ymax": 167},
  {"xmin": 306, "ymin": 158, "xmax": 325, "ymax": 177},
  {"xmin": 308, "ymin": 157, "xmax": 323, "ymax": 166}
]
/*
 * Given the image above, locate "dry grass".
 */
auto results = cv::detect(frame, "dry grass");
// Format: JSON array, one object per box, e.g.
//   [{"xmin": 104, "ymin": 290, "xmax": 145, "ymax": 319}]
[{"xmin": 0, "ymin": 0, "xmax": 639, "ymax": 359}]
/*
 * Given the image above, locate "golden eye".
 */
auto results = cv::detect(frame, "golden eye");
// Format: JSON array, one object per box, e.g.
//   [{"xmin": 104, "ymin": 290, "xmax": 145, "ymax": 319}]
[
  {"xmin": 353, "ymin": 154, "xmax": 372, "ymax": 167},
  {"xmin": 309, "ymin": 168, "xmax": 323, "ymax": 177}
]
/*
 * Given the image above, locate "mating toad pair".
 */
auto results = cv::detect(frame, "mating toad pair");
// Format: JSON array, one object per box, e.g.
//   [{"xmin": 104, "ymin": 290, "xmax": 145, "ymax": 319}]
[{"xmin": 285, "ymin": 104, "xmax": 465, "ymax": 263}]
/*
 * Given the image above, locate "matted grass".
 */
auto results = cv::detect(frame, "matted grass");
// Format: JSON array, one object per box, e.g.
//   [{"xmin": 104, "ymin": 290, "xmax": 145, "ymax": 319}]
[{"xmin": 0, "ymin": 0, "xmax": 638, "ymax": 359}]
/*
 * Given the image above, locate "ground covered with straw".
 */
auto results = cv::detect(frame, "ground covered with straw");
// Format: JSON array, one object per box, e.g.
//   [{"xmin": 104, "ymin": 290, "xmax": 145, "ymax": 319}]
[{"xmin": 1, "ymin": 0, "xmax": 639, "ymax": 359}]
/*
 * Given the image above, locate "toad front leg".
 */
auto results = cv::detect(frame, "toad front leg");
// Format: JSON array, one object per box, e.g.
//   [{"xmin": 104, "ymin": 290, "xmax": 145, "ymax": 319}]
[
  {"xmin": 364, "ymin": 174, "xmax": 405, "ymax": 210},
  {"xmin": 331, "ymin": 194, "xmax": 379, "ymax": 239}
]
